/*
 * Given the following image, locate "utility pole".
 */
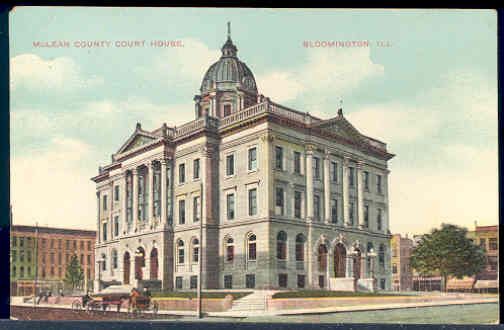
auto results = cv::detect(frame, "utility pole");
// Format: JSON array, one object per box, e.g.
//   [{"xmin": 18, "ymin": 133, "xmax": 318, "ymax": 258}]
[
  {"xmin": 33, "ymin": 222, "xmax": 39, "ymax": 308},
  {"xmin": 196, "ymin": 182, "xmax": 203, "ymax": 319}
]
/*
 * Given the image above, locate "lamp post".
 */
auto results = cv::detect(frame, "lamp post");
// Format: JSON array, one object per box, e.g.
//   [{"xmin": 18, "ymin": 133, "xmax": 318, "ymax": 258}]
[
  {"xmin": 196, "ymin": 182, "xmax": 203, "ymax": 319},
  {"xmin": 33, "ymin": 222, "xmax": 39, "ymax": 308}
]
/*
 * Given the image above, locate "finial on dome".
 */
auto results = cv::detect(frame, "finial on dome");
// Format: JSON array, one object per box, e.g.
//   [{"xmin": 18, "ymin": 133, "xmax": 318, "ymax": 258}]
[
  {"xmin": 338, "ymin": 98, "xmax": 343, "ymax": 116},
  {"xmin": 227, "ymin": 21, "xmax": 231, "ymax": 39}
]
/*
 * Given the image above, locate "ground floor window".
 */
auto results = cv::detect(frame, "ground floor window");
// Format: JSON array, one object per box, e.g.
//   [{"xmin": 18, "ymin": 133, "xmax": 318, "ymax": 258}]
[
  {"xmin": 380, "ymin": 278, "xmax": 386, "ymax": 290},
  {"xmin": 246, "ymin": 274, "xmax": 255, "ymax": 289},
  {"xmin": 190, "ymin": 275, "xmax": 197, "ymax": 289},
  {"xmin": 224, "ymin": 275, "xmax": 233, "ymax": 289},
  {"xmin": 278, "ymin": 274, "xmax": 288, "ymax": 288},
  {"xmin": 319, "ymin": 275, "xmax": 325, "ymax": 288},
  {"xmin": 297, "ymin": 275, "xmax": 305, "ymax": 288},
  {"xmin": 176, "ymin": 276, "xmax": 183, "ymax": 289}
]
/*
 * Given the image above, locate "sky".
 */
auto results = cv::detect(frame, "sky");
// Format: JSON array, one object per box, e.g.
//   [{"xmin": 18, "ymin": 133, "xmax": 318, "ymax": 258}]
[{"xmin": 9, "ymin": 8, "xmax": 498, "ymax": 236}]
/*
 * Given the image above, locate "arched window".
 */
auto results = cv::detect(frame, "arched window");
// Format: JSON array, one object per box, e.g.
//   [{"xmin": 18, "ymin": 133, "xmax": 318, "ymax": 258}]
[
  {"xmin": 101, "ymin": 253, "xmax": 107, "ymax": 271},
  {"xmin": 295, "ymin": 234, "xmax": 305, "ymax": 261},
  {"xmin": 276, "ymin": 231, "xmax": 287, "ymax": 260},
  {"xmin": 226, "ymin": 237, "xmax": 234, "ymax": 262},
  {"xmin": 177, "ymin": 240, "xmax": 185, "ymax": 264},
  {"xmin": 12, "ymin": 265, "xmax": 16, "ymax": 278},
  {"xmin": 192, "ymin": 238, "xmax": 199, "ymax": 263},
  {"xmin": 247, "ymin": 234, "xmax": 256, "ymax": 261},
  {"xmin": 112, "ymin": 249, "xmax": 118, "ymax": 269},
  {"xmin": 20, "ymin": 266, "xmax": 24, "ymax": 278},
  {"xmin": 378, "ymin": 244, "xmax": 385, "ymax": 270},
  {"xmin": 318, "ymin": 244, "xmax": 328, "ymax": 271},
  {"xmin": 150, "ymin": 248, "xmax": 159, "ymax": 280}
]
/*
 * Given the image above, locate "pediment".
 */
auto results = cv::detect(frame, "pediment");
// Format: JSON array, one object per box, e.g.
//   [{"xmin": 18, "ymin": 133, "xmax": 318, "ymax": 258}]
[
  {"xmin": 116, "ymin": 125, "xmax": 158, "ymax": 155},
  {"xmin": 312, "ymin": 115, "xmax": 363, "ymax": 143}
]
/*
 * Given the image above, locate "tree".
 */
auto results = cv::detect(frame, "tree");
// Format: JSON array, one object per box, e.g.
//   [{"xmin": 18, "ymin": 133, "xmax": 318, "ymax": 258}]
[
  {"xmin": 64, "ymin": 254, "xmax": 84, "ymax": 291},
  {"xmin": 410, "ymin": 223, "xmax": 485, "ymax": 292}
]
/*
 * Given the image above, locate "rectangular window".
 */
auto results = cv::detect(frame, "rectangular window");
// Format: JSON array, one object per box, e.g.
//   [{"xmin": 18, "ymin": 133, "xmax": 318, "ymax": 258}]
[
  {"xmin": 479, "ymin": 238, "xmax": 486, "ymax": 249},
  {"xmin": 58, "ymin": 239, "xmax": 62, "ymax": 249},
  {"xmin": 313, "ymin": 157, "xmax": 321, "ymax": 180},
  {"xmin": 226, "ymin": 194, "xmax": 235, "ymax": 220},
  {"xmin": 319, "ymin": 275, "xmax": 325, "ymax": 289},
  {"xmin": 226, "ymin": 154, "xmax": 235, "ymax": 176},
  {"xmin": 248, "ymin": 147, "xmax": 257, "ymax": 171},
  {"xmin": 178, "ymin": 200, "xmax": 186, "ymax": 224},
  {"xmin": 294, "ymin": 191, "xmax": 302, "ymax": 219},
  {"xmin": 11, "ymin": 236, "xmax": 16, "ymax": 247},
  {"xmin": 87, "ymin": 255, "xmax": 91, "ymax": 265},
  {"xmin": 42, "ymin": 239, "xmax": 46, "ymax": 248},
  {"xmin": 20, "ymin": 251, "xmax": 24, "ymax": 262},
  {"xmin": 80, "ymin": 240, "xmax": 84, "ymax": 250},
  {"xmin": 175, "ymin": 277, "xmax": 183, "ymax": 289},
  {"xmin": 294, "ymin": 151, "xmax": 301, "ymax": 174},
  {"xmin": 331, "ymin": 199, "xmax": 338, "ymax": 223},
  {"xmin": 248, "ymin": 188, "xmax": 257, "ymax": 216},
  {"xmin": 349, "ymin": 167, "xmax": 355, "ymax": 187},
  {"xmin": 102, "ymin": 223, "xmax": 107, "ymax": 241},
  {"xmin": 190, "ymin": 275, "xmax": 197, "ymax": 289},
  {"xmin": 193, "ymin": 246, "xmax": 199, "ymax": 263},
  {"xmin": 193, "ymin": 196, "xmax": 200, "ymax": 222},
  {"xmin": 349, "ymin": 202, "xmax": 355, "ymax": 225},
  {"xmin": 297, "ymin": 275, "xmax": 306, "ymax": 288},
  {"xmin": 179, "ymin": 164, "xmax": 185, "ymax": 184},
  {"xmin": 380, "ymin": 279, "xmax": 386, "ymax": 290},
  {"xmin": 364, "ymin": 205, "xmax": 369, "ymax": 228},
  {"xmin": 246, "ymin": 274, "xmax": 256, "ymax": 289},
  {"xmin": 489, "ymin": 238, "xmax": 498, "ymax": 251},
  {"xmin": 223, "ymin": 104, "xmax": 232, "ymax": 117},
  {"xmin": 278, "ymin": 274, "xmax": 288, "ymax": 288},
  {"xmin": 27, "ymin": 251, "xmax": 32, "ymax": 263},
  {"xmin": 50, "ymin": 252, "xmax": 54, "ymax": 264},
  {"xmin": 377, "ymin": 174, "xmax": 382, "ymax": 193},
  {"xmin": 226, "ymin": 245, "xmax": 234, "ymax": 262},
  {"xmin": 103, "ymin": 195, "xmax": 108, "ymax": 211},
  {"xmin": 12, "ymin": 250, "xmax": 16, "ymax": 262},
  {"xmin": 331, "ymin": 161, "xmax": 338, "ymax": 182},
  {"xmin": 58, "ymin": 253, "xmax": 62, "ymax": 265},
  {"xmin": 314, "ymin": 195, "xmax": 320, "ymax": 221},
  {"xmin": 114, "ymin": 216, "xmax": 119, "ymax": 236},
  {"xmin": 87, "ymin": 241, "xmax": 91, "ymax": 251},
  {"xmin": 193, "ymin": 159, "xmax": 200, "ymax": 179},
  {"xmin": 364, "ymin": 171, "xmax": 370, "ymax": 191},
  {"xmin": 377, "ymin": 208, "xmax": 382, "ymax": 231},
  {"xmin": 21, "ymin": 238, "xmax": 25, "ymax": 248},
  {"xmin": 392, "ymin": 264, "xmax": 398, "ymax": 274},
  {"xmin": 114, "ymin": 185, "xmax": 120, "ymax": 201},
  {"xmin": 275, "ymin": 146, "xmax": 283, "ymax": 170},
  {"xmin": 224, "ymin": 275, "xmax": 233, "ymax": 289},
  {"xmin": 276, "ymin": 187, "xmax": 284, "ymax": 215},
  {"xmin": 66, "ymin": 240, "xmax": 70, "ymax": 250}
]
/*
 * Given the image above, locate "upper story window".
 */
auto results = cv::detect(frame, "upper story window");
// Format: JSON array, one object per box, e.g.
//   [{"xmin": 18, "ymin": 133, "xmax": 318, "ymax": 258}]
[
  {"xmin": 275, "ymin": 187, "xmax": 284, "ymax": 216},
  {"xmin": 377, "ymin": 174, "xmax": 383, "ymax": 194},
  {"xmin": 293, "ymin": 151, "xmax": 301, "ymax": 174},
  {"xmin": 114, "ymin": 185, "xmax": 120, "ymax": 201},
  {"xmin": 349, "ymin": 167, "xmax": 355, "ymax": 188},
  {"xmin": 226, "ymin": 154, "xmax": 235, "ymax": 176},
  {"xmin": 114, "ymin": 216, "xmax": 119, "ymax": 237},
  {"xmin": 331, "ymin": 161, "xmax": 338, "ymax": 182},
  {"xmin": 314, "ymin": 195, "xmax": 321, "ymax": 221},
  {"xmin": 193, "ymin": 196, "xmax": 200, "ymax": 222},
  {"xmin": 295, "ymin": 234, "xmax": 305, "ymax": 261},
  {"xmin": 177, "ymin": 240, "xmax": 185, "ymax": 264},
  {"xmin": 489, "ymin": 238, "xmax": 498, "ymax": 251},
  {"xmin": 247, "ymin": 234, "xmax": 257, "ymax": 261},
  {"xmin": 294, "ymin": 191, "xmax": 302, "ymax": 219},
  {"xmin": 179, "ymin": 163, "xmax": 185, "ymax": 184},
  {"xmin": 275, "ymin": 146, "xmax": 283, "ymax": 170},
  {"xmin": 364, "ymin": 205, "xmax": 369, "ymax": 228},
  {"xmin": 193, "ymin": 159, "xmax": 200, "ymax": 180},
  {"xmin": 248, "ymin": 188, "xmax": 257, "ymax": 216},
  {"xmin": 349, "ymin": 201, "xmax": 355, "ymax": 225},
  {"xmin": 226, "ymin": 237, "xmax": 234, "ymax": 262},
  {"xmin": 377, "ymin": 208, "xmax": 383, "ymax": 231},
  {"xmin": 331, "ymin": 199, "xmax": 338, "ymax": 223},
  {"xmin": 248, "ymin": 147, "xmax": 257, "ymax": 171},
  {"xmin": 223, "ymin": 104, "xmax": 232, "ymax": 117},
  {"xmin": 102, "ymin": 223, "xmax": 107, "ymax": 241},
  {"xmin": 226, "ymin": 193, "xmax": 235, "ymax": 220},
  {"xmin": 178, "ymin": 199, "xmax": 186, "ymax": 225},
  {"xmin": 313, "ymin": 157, "xmax": 321, "ymax": 180},
  {"xmin": 364, "ymin": 171, "xmax": 370, "ymax": 191},
  {"xmin": 103, "ymin": 195, "xmax": 108, "ymax": 211},
  {"xmin": 480, "ymin": 238, "xmax": 486, "ymax": 250}
]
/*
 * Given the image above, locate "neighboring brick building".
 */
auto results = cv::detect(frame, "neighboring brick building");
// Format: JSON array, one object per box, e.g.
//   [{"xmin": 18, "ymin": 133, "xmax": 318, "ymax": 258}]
[
  {"xmin": 467, "ymin": 225, "xmax": 499, "ymax": 292},
  {"xmin": 391, "ymin": 234, "xmax": 413, "ymax": 291},
  {"xmin": 10, "ymin": 225, "xmax": 96, "ymax": 296}
]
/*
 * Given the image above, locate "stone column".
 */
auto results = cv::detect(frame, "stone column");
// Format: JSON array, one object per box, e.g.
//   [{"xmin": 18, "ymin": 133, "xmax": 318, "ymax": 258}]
[
  {"xmin": 260, "ymin": 134, "xmax": 274, "ymax": 217},
  {"xmin": 357, "ymin": 161, "xmax": 364, "ymax": 229},
  {"xmin": 305, "ymin": 146, "xmax": 314, "ymax": 220},
  {"xmin": 161, "ymin": 160, "xmax": 167, "ymax": 225},
  {"xmin": 109, "ymin": 182, "xmax": 114, "ymax": 239},
  {"xmin": 326, "ymin": 253, "xmax": 331, "ymax": 289},
  {"xmin": 122, "ymin": 173, "xmax": 128, "ymax": 234},
  {"xmin": 342, "ymin": 157, "xmax": 350, "ymax": 227},
  {"xmin": 132, "ymin": 168, "xmax": 139, "ymax": 231},
  {"xmin": 323, "ymin": 151, "xmax": 331, "ymax": 224},
  {"xmin": 148, "ymin": 162, "xmax": 154, "ymax": 223},
  {"xmin": 346, "ymin": 255, "xmax": 354, "ymax": 278},
  {"xmin": 96, "ymin": 192, "xmax": 101, "ymax": 244}
]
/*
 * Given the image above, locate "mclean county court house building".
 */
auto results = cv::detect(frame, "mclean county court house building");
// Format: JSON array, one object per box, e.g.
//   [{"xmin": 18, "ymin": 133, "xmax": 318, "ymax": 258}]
[{"xmin": 91, "ymin": 27, "xmax": 395, "ymax": 292}]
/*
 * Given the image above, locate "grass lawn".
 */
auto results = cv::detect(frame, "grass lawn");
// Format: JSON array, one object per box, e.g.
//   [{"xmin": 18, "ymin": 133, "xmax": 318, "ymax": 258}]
[
  {"xmin": 272, "ymin": 290, "xmax": 405, "ymax": 299},
  {"xmin": 151, "ymin": 291, "xmax": 252, "ymax": 300}
]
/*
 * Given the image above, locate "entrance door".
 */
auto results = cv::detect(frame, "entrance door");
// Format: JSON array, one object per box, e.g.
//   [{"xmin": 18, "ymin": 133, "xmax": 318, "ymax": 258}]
[
  {"xmin": 123, "ymin": 252, "xmax": 130, "ymax": 284},
  {"xmin": 150, "ymin": 248, "xmax": 158, "ymax": 280},
  {"xmin": 353, "ymin": 249, "xmax": 361, "ymax": 280},
  {"xmin": 334, "ymin": 243, "xmax": 346, "ymax": 277}
]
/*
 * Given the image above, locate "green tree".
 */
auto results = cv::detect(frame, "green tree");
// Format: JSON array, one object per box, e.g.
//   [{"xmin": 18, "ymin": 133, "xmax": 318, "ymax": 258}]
[
  {"xmin": 64, "ymin": 254, "xmax": 84, "ymax": 291},
  {"xmin": 410, "ymin": 223, "xmax": 486, "ymax": 291}
]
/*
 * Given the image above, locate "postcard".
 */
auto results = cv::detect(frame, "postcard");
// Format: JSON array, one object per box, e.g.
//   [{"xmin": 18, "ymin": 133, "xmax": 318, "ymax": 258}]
[{"xmin": 9, "ymin": 7, "xmax": 498, "ymax": 324}]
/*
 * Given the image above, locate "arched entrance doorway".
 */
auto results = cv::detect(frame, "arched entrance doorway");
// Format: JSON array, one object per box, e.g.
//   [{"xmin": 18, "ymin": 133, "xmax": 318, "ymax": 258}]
[
  {"xmin": 334, "ymin": 243, "xmax": 346, "ymax": 277},
  {"xmin": 134, "ymin": 247, "xmax": 145, "ymax": 280},
  {"xmin": 353, "ymin": 248, "xmax": 362, "ymax": 280},
  {"xmin": 150, "ymin": 248, "xmax": 158, "ymax": 280},
  {"xmin": 123, "ymin": 252, "xmax": 130, "ymax": 285}
]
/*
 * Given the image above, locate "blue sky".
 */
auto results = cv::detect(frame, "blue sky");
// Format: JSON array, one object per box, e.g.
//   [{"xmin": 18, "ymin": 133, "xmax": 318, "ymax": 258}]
[{"xmin": 10, "ymin": 8, "xmax": 498, "ymax": 235}]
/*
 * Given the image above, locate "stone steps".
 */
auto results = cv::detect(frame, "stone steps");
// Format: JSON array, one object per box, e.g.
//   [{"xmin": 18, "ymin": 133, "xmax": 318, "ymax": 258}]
[{"xmin": 230, "ymin": 290, "xmax": 275, "ymax": 312}]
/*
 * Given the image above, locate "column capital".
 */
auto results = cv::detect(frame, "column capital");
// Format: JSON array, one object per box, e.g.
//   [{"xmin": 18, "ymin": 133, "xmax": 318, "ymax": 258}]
[
  {"xmin": 131, "ymin": 168, "xmax": 139, "ymax": 175},
  {"xmin": 324, "ymin": 150, "xmax": 331, "ymax": 160},
  {"xmin": 305, "ymin": 144, "xmax": 316, "ymax": 155},
  {"xmin": 160, "ymin": 158, "xmax": 168, "ymax": 166},
  {"xmin": 343, "ymin": 156, "xmax": 351, "ymax": 166},
  {"xmin": 260, "ymin": 133, "xmax": 274, "ymax": 143},
  {"xmin": 356, "ymin": 160, "xmax": 365, "ymax": 169}
]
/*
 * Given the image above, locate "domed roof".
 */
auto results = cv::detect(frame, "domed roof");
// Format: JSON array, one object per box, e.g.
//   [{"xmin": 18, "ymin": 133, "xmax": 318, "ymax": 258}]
[{"xmin": 200, "ymin": 26, "xmax": 258, "ymax": 94}]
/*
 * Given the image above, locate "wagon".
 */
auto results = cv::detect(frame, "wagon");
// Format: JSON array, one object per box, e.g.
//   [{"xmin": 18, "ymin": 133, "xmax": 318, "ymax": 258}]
[
  {"xmin": 128, "ymin": 294, "xmax": 159, "ymax": 315},
  {"xmin": 71, "ymin": 293, "xmax": 127, "ymax": 313}
]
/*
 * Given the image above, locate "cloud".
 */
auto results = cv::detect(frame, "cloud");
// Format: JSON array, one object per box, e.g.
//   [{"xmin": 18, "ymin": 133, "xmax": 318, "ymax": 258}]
[
  {"xmin": 257, "ymin": 47, "xmax": 385, "ymax": 103},
  {"xmin": 11, "ymin": 137, "xmax": 97, "ymax": 230},
  {"xmin": 10, "ymin": 53, "xmax": 103, "ymax": 92}
]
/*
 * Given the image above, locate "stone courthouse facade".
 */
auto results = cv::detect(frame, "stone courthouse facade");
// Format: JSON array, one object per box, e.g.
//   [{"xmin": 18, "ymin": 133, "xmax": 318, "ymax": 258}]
[{"xmin": 92, "ymin": 27, "xmax": 395, "ymax": 291}]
